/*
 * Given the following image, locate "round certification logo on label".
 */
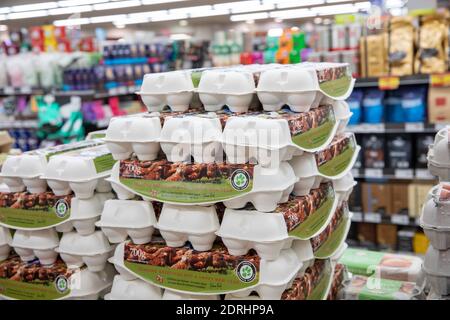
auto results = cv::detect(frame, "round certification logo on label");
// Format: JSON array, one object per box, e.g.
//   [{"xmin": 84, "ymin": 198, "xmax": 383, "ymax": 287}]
[
  {"xmin": 236, "ymin": 261, "xmax": 256, "ymax": 283},
  {"xmin": 54, "ymin": 199, "xmax": 69, "ymax": 219},
  {"xmin": 230, "ymin": 169, "xmax": 250, "ymax": 191},
  {"xmin": 55, "ymin": 275, "xmax": 69, "ymax": 293}
]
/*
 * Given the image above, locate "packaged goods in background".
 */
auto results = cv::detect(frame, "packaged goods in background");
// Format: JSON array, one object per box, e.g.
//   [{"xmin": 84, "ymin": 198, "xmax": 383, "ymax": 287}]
[
  {"xmin": 391, "ymin": 183, "xmax": 409, "ymax": 216},
  {"xmin": 331, "ymin": 25, "xmax": 346, "ymax": 51},
  {"xmin": 96, "ymin": 199, "xmax": 157, "ymax": 244},
  {"xmin": 362, "ymin": 135, "xmax": 385, "ymax": 169},
  {"xmin": 362, "ymin": 183, "xmax": 392, "ymax": 215},
  {"xmin": 348, "ymin": 183, "xmax": 362, "ymax": 213},
  {"xmin": 416, "ymin": 134, "xmax": 435, "ymax": 168},
  {"xmin": 386, "ymin": 135, "xmax": 412, "ymax": 169},
  {"xmin": 423, "ymin": 245, "xmax": 450, "ymax": 295},
  {"xmin": 340, "ymin": 50, "xmax": 359, "ymax": 78},
  {"xmin": 342, "ymin": 275, "xmax": 423, "ymax": 300},
  {"xmin": 357, "ymin": 223, "xmax": 377, "ymax": 245},
  {"xmin": 339, "ymin": 248, "xmax": 423, "ymax": 283},
  {"xmin": 11, "ymin": 228, "xmax": 59, "ymax": 265},
  {"xmin": 362, "ymin": 90, "xmax": 385, "ymax": 124},
  {"xmin": 428, "ymin": 88, "xmax": 450, "ymax": 123},
  {"xmin": 376, "ymin": 224, "xmax": 398, "ymax": 250},
  {"xmin": 0, "ymin": 255, "xmax": 115, "ymax": 300},
  {"xmin": 388, "ymin": 17, "xmax": 415, "ymax": 76},
  {"xmin": 347, "ymin": 89, "xmax": 363, "ymax": 125},
  {"xmin": 397, "ymin": 229, "xmax": 415, "ymax": 252},
  {"xmin": 415, "ymin": 13, "xmax": 449, "ymax": 74},
  {"xmin": 359, "ymin": 34, "xmax": 388, "ymax": 77}
]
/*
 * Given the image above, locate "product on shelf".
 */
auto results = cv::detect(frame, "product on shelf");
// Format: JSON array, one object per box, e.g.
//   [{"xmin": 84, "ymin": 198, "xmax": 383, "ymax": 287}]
[
  {"xmin": 362, "ymin": 134, "xmax": 385, "ymax": 169},
  {"xmin": 416, "ymin": 134, "xmax": 435, "ymax": 168},
  {"xmin": 388, "ymin": 16, "xmax": 415, "ymax": 76},
  {"xmin": 391, "ymin": 183, "xmax": 409, "ymax": 216},
  {"xmin": 362, "ymin": 90, "xmax": 385, "ymax": 124},
  {"xmin": 386, "ymin": 134, "xmax": 412, "ymax": 169},
  {"xmin": 362, "ymin": 182, "xmax": 392, "ymax": 215},
  {"xmin": 428, "ymin": 87, "xmax": 450, "ymax": 123},
  {"xmin": 376, "ymin": 224, "xmax": 398, "ymax": 250},
  {"xmin": 359, "ymin": 33, "xmax": 388, "ymax": 78}
]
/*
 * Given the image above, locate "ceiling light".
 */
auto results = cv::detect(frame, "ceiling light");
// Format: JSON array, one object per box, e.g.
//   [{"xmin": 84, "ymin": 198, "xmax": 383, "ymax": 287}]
[
  {"xmin": 142, "ymin": 0, "xmax": 189, "ymax": 4},
  {"xmin": 269, "ymin": 8, "xmax": 315, "ymax": 19},
  {"xmin": 275, "ymin": 0, "xmax": 325, "ymax": 9},
  {"xmin": 385, "ymin": 0, "xmax": 404, "ymax": 8},
  {"xmin": 170, "ymin": 33, "xmax": 191, "ymax": 40},
  {"xmin": 151, "ymin": 12, "xmax": 188, "ymax": 21},
  {"xmin": 49, "ymin": 5, "xmax": 93, "ymax": 15},
  {"xmin": 169, "ymin": 5, "xmax": 211, "ymax": 16},
  {"xmin": 0, "ymin": 8, "xmax": 10, "ymax": 14},
  {"xmin": 90, "ymin": 14, "xmax": 127, "ymax": 23},
  {"xmin": 0, "ymin": 24, "xmax": 7, "ymax": 31},
  {"xmin": 230, "ymin": 12, "xmax": 269, "ymax": 21},
  {"xmin": 115, "ymin": 23, "xmax": 126, "ymax": 29},
  {"xmin": 8, "ymin": 10, "xmax": 49, "ymax": 20},
  {"xmin": 314, "ymin": 17, "xmax": 323, "ymax": 23},
  {"xmin": 12, "ymin": 2, "xmax": 57, "ymax": 13},
  {"xmin": 215, "ymin": 1, "xmax": 271, "ymax": 14},
  {"xmin": 58, "ymin": 0, "xmax": 108, "ymax": 6},
  {"xmin": 129, "ymin": 10, "xmax": 167, "ymax": 19},
  {"xmin": 313, "ymin": 4, "xmax": 358, "ymax": 15},
  {"xmin": 0, "ymin": 15, "xmax": 5, "ymax": 21},
  {"xmin": 114, "ymin": 16, "xmax": 150, "ymax": 25},
  {"xmin": 179, "ymin": 19, "xmax": 188, "ymax": 26},
  {"xmin": 54, "ymin": 17, "xmax": 90, "ymax": 26},
  {"xmin": 354, "ymin": 1, "xmax": 371, "ymax": 10},
  {"xmin": 268, "ymin": 27, "xmax": 283, "ymax": 37},
  {"xmin": 191, "ymin": 8, "xmax": 230, "ymax": 18},
  {"xmin": 274, "ymin": 17, "xmax": 283, "ymax": 23},
  {"xmin": 93, "ymin": 0, "xmax": 141, "ymax": 11},
  {"xmin": 246, "ymin": 19, "xmax": 254, "ymax": 24}
]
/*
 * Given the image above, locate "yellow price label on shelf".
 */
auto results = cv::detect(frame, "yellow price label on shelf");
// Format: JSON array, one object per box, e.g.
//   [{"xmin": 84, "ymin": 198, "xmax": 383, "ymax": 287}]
[
  {"xmin": 430, "ymin": 73, "xmax": 450, "ymax": 87},
  {"xmin": 378, "ymin": 76, "xmax": 400, "ymax": 90}
]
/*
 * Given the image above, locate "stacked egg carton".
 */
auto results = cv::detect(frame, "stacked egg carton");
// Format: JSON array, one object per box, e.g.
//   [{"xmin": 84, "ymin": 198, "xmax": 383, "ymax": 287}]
[
  {"xmin": 422, "ymin": 127, "xmax": 450, "ymax": 299},
  {"xmin": 102, "ymin": 62, "xmax": 360, "ymax": 300},
  {"xmin": 0, "ymin": 140, "xmax": 116, "ymax": 300}
]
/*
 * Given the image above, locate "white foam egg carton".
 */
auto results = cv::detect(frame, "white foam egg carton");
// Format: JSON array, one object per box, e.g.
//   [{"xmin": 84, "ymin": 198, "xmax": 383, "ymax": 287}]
[
  {"xmin": 105, "ymin": 114, "xmax": 162, "ymax": 161},
  {"xmin": 427, "ymin": 127, "xmax": 450, "ymax": 180},
  {"xmin": 55, "ymin": 192, "xmax": 114, "ymax": 235},
  {"xmin": 11, "ymin": 229, "xmax": 59, "ymax": 265},
  {"xmin": 42, "ymin": 144, "xmax": 115, "ymax": 199},
  {"xmin": 290, "ymin": 133, "xmax": 360, "ymax": 194},
  {"xmin": 197, "ymin": 69, "xmax": 256, "ymax": 112},
  {"xmin": 0, "ymin": 226, "xmax": 12, "ymax": 261},
  {"xmin": 104, "ymin": 275, "xmax": 163, "ymax": 300},
  {"xmin": 256, "ymin": 63, "xmax": 355, "ymax": 112},
  {"xmin": 64, "ymin": 264, "xmax": 115, "ymax": 300},
  {"xmin": 157, "ymin": 204, "xmax": 219, "ymax": 251},
  {"xmin": 96, "ymin": 199, "xmax": 157, "ymax": 244},
  {"xmin": 136, "ymin": 71, "xmax": 195, "ymax": 112},
  {"xmin": 56, "ymin": 231, "xmax": 113, "ymax": 272},
  {"xmin": 108, "ymin": 242, "xmax": 138, "ymax": 281},
  {"xmin": 420, "ymin": 184, "xmax": 450, "ymax": 250},
  {"xmin": 160, "ymin": 114, "xmax": 223, "ymax": 163},
  {"xmin": 162, "ymin": 290, "xmax": 220, "ymax": 300}
]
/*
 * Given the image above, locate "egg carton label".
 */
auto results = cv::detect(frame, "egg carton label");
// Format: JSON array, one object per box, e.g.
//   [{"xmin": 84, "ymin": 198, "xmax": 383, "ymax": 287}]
[
  {"xmin": 0, "ymin": 192, "xmax": 73, "ymax": 230},
  {"xmin": 346, "ymin": 275, "xmax": 418, "ymax": 300},
  {"xmin": 311, "ymin": 201, "xmax": 350, "ymax": 259},
  {"xmin": 119, "ymin": 160, "xmax": 254, "ymax": 203},
  {"xmin": 37, "ymin": 139, "xmax": 105, "ymax": 161},
  {"xmin": 282, "ymin": 259, "xmax": 333, "ymax": 300},
  {"xmin": 59, "ymin": 146, "xmax": 116, "ymax": 174},
  {"xmin": 316, "ymin": 65, "xmax": 353, "ymax": 98},
  {"xmin": 315, "ymin": 133, "xmax": 357, "ymax": 177},
  {"xmin": 0, "ymin": 255, "xmax": 75, "ymax": 300},
  {"xmin": 277, "ymin": 182, "xmax": 336, "ymax": 240},
  {"xmin": 123, "ymin": 242, "xmax": 260, "ymax": 294}
]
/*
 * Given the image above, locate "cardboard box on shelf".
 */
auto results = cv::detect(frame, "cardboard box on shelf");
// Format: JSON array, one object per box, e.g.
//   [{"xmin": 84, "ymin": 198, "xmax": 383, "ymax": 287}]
[
  {"xmin": 376, "ymin": 224, "xmax": 398, "ymax": 249},
  {"xmin": 359, "ymin": 33, "xmax": 388, "ymax": 77},
  {"xmin": 357, "ymin": 222, "xmax": 377, "ymax": 244},
  {"xmin": 415, "ymin": 184, "xmax": 434, "ymax": 217},
  {"xmin": 407, "ymin": 183, "xmax": 418, "ymax": 218},
  {"xmin": 391, "ymin": 183, "xmax": 409, "ymax": 216},
  {"xmin": 428, "ymin": 87, "xmax": 450, "ymax": 123},
  {"xmin": 362, "ymin": 182, "xmax": 392, "ymax": 215}
]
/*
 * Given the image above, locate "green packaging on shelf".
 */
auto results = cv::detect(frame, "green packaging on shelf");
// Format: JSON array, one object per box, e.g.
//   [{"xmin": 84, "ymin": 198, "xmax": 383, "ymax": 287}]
[
  {"xmin": 0, "ymin": 255, "xmax": 114, "ymax": 300},
  {"xmin": 342, "ymin": 275, "xmax": 423, "ymax": 300},
  {"xmin": 338, "ymin": 248, "xmax": 423, "ymax": 283},
  {"xmin": 0, "ymin": 191, "xmax": 73, "ymax": 230}
]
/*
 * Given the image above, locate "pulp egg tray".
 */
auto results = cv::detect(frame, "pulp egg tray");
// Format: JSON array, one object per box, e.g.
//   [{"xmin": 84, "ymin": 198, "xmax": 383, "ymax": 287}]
[
  {"xmin": 11, "ymin": 228, "xmax": 59, "ymax": 265},
  {"xmin": 256, "ymin": 62, "xmax": 355, "ymax": 112},
  {"xmin": 197, "ymin": 69, "xmax": 256, "ymax": 113},
  {"xmin": 420, "ymin": 183, "xmax": 450, "ymax": 250},
  {"xmin": 105, "ymin": 113, "xmax": 162, "ymax": 161},
  {"xmin": 0, "ymin": 139, "xmax": 106, "ymax": 194},
  {"xmin": 42, "ymin": 144, "xmax": 115, "ymax": 199},
  {"xmin": 96, "ymin": 199, "xmax": 157, "ymax": 244},
  {"xmin": 109, "ymin": 239, "xmax": 314, "ymax": 298},
  {"xmin": 0, "ymin": 254, "xmax": 115, "ymax": 300},
  {"xmin": 0, "ymin": 226, "xmax": 12, "ymax": 261},
  {"xmin": 136, "ymin": 70, "xmax": 196, "ymax": 112},
  {"xmin": 290, "ymin": 132, "xmax": 360, "ymax": 194},
  {"xmin": 341, "ymin": 275, "xmax": 424, "ymax": 300},
  {"xmin": 423, "ymin": 245, "xmax": 450, "ymax": 296},
  {"xmin": 111, "ymin": 160, "xmax": 297, "ymax": 211},
  {"xmin": 162, "ymin": 290, "xmax": 220, "ymax": 300},
  {"xmin": 104, "ymin": 275, "xmax": 163, "ymax": 300},
  {"xmin": 216, "ymin": 182, "xmax": 338, "ymax": 260},
  {"xmin": 56, "ymin": 192, "xmax": 114, "ymax": 235},
  {"xmin": 427, "ymin": 127, "xmax": 450, "ymax": 180},
  {"xmin": 156, "ymin": 204, "xmax": 220, "ymax": 251},
  {"xmin": 56, "ymin": 230, "xmax": 114, "ymax": 272},
  {"xmin": 333, "ymin": 101, "xmax": 352, "ymax": 134},
  {"xmin": 332, "ymin": 172, "xmax": 357, "ymax": 205}
]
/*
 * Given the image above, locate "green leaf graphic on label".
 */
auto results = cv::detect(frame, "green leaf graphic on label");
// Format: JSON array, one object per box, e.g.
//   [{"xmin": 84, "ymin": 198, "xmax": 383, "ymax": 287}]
[
  {"xmin": 319, "ymin": 75, "xmax": 352, "ymax": 98},
  {"xmin": 317, "ymin": 143, "xmax": 356, "ymax": 177},
  {"xmin": 314, "ymin": 216, "xmax": 349, "ymax": 259},
  {"xmin": 288, "ymin": 194, "xmax": 335, "ymax": 240}
]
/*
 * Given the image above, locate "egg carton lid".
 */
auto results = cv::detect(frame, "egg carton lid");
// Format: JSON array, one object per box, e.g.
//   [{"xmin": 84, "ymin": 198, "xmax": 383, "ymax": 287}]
[
  {"xmin": 11, "ymin": 229, "xmax": 59, "ymax": 250},
  {"xmin": 105, "ymin": 113, "xmax": 162, "ymax": 143},
  {"xmin": 96, "ymin": 199, "xmax": 157, "ymax": 229},
  {"xmin": 157, "ymin": 204, "xmax": 219, "ymax": 234},
  {"xmin": 0, "ymin": 226, "xmax": 12, "ymax": 246},
  {"xmin": 67, "ymin": 263, "xmax": 115, "ymax": 299},
  {"xmin": 56, "ymin": 231, "xmax": 113, "ymax": 256}
]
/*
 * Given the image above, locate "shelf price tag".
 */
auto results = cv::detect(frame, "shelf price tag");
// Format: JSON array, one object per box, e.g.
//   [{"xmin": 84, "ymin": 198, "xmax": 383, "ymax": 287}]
[
  {"xmin": 20, "ymin": 86, "xmax": 31, "ymax": 94},
  {"xmin": 378, "ymin": 76, "xmax": 400, "ymax": 90},
  {"xmin": 415, "ymin": 169, "xmax": 435, "ymax": 180},
  {"xmin": 365, "ymin": 168, "xmax": 383, "ymax": 178},
  {"xmin": 352, "ymin": 212, "xmax": 363, "ymax": 222},
  {"xmin": 364, "ymin": 212, "xmax": 382, "ymax": 223},
  {"xmin": 3, "ymin": 87, "xmax": 14, "ymax": 95},
  {"xmin": 391, "ymin": 214, "xmax": 410, "ymax": 225},
  {"xmin": 394, "ymin": 169, "xmax": 414, "ymax": 179},
  {"xmin": 430, "ymin": 73, "xmax": 450, "ymax": 87},
  {"xmin": 405, "ymin": 122, "xmax": 424, "ymax": 132}
]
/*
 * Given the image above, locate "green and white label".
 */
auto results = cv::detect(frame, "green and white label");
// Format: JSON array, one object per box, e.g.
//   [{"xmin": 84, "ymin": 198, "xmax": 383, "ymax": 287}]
[
  {"xmin": 316, "ymin": 66, "xmax": 352, "ymax": 98},
  {"xmin": 316, "ymin": 134, "xmax": 357, "ymax": 177}
]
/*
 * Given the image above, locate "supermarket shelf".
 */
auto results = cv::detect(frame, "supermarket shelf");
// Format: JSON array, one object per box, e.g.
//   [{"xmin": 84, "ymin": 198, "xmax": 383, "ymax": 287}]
[
  {"xmin": 351, "ymin": 168, "xmax": 436, "ymax": 181},
  {"xmin": 351, "ymin": 211, "xmax": 420, "ymax": 227},
  {"xmin": 0, "ymin": 87, "xmax": 44, "ymax": 96},
  {"xmin": 0, "ymin": 119, "xmax": 39, "ymax": 129},
  {"xmin": 348, "ymin": 123, "xmax": 445, "ymax": 134},
  {"xmin": 354, "ymin": 74, "xmax": 430, "ymax": 88},
  {"xmin": 0, "ymin": 87, "xmax": 138, "ymax": 99}
]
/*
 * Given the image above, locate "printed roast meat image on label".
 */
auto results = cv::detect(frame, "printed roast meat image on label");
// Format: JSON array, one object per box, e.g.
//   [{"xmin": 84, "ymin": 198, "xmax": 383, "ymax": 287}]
[
  {"xmin": 0, "ymin": 255, "xmax": 74, "ymax": 300},
  {"xmin": 122, "ymin": 241, "xmax": 260, "ymax": 294},
  {"xmin": 0, "ymin": 192, "xmax": 73, "ymax": 230}
]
